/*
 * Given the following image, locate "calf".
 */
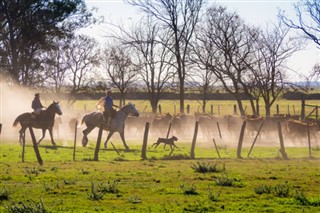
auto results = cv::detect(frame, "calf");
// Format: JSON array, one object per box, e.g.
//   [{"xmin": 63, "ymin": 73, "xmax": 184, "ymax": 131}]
[{"xmin": 152, "ymin": 136, "xmax": 179, "ymax": 150}]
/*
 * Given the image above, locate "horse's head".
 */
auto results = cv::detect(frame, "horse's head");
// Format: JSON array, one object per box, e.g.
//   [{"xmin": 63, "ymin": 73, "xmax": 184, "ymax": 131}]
[
  {"xmin": 122, "ymin": 103, "xmax": 139, "ymax": 117},
  {"xmin": 49, "ymin": 101, "xmax": 63, "ymax": 116}
]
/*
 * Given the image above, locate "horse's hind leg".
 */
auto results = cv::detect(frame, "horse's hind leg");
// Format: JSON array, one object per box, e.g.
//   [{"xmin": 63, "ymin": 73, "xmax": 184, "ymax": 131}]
[
  {"xmin": 104, "ymin": 131, "xmax": 115, "ymax": 149},
  {"xmin": 37, "ymin": 129, "xmax": 46, "ymax": 145},
  {"xmin": 119, "ymin": 131, "xmax": 129, "ymax": 151}
]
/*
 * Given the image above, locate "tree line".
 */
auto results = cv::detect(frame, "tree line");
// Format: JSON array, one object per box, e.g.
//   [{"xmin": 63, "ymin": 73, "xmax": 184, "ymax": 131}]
[{"xmin": 1, "ymin": 0, "xmax": 319, "ymax": 115}]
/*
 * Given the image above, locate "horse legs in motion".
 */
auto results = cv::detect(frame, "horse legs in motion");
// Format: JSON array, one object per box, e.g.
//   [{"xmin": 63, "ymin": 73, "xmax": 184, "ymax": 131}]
[
  {"xmin": 37, "ymin": 128, "xmax": 56, "ymax": 145},
  {"xmin": 104, "ymin": 130, "xmax": 129, "ymax": 151},
  {"xmin": 82, "ymin": 126, "xmax": 95, "ymax": 147}
]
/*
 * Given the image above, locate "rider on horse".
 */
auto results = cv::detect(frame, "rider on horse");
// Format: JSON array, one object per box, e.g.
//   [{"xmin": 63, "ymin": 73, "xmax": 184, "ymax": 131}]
[
  {"xmin": 96, "ymin": 90, "xmax": 118, "ymax": 127},
  {"xmin": 31, "ymin": 93, "xmax": 44, "ymax": 118}
]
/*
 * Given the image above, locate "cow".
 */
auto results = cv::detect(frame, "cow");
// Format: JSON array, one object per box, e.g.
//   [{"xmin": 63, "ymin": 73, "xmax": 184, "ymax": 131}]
[{"xmin": 285, "ymin": 119, "xmax": 319, "ymax": 144}]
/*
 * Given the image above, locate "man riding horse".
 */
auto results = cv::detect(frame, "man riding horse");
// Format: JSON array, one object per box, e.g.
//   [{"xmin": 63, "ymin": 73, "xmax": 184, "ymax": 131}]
[
  {"xmin": 96, "ymin": 90, "xmax": 118, "ymax": 127},
  {"xmin": 31, "ymin": 93, "xmax": 45, "ymax": 119}
]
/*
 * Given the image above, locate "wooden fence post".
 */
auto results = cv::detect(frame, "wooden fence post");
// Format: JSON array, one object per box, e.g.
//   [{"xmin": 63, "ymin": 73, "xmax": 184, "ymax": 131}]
[
  {"xmin": 0, "ymin": 123, "xmax": 2, "ymax": 135},
  {"xmin": 29, "ymin": 127, "xmax": 43, "ymax": 165},
  {"xmin": 210, "ymin": 105, "xmax": 213, "ymax": 115},
  {"xmin": 276, "ymin": 104, "xmax": 279, "ymax": 115},
  {"xmin": 212, "ymin": 138, "xmax": 221, "ymax": 159},
  {"xmin": 21, "ymin": 133, "xmax": 26, "ymax": 163},
  {"xmin": 247, "ymin": 121, "xmax": 264, "ymax": 157},
  {"xmin": 94, "ymin": 125, "xmax": 103, "ymax": 161},
  {"xmin": 277, "ymin": 121, "xmax": 288, "ymax": 159},
  {"xmin": 216, "ymin": 122, "xmax": 222, "ymax": 139},
  {"xmin": 233, "ymin": 105, "xmax": 237, "ymax": 115},
  {"xmin": 187, "ymin": 105, "xmax": 190, "ymax": 114},
  {"xmin": 190, "ymin": 121, "xmax": 199, "ymax": 159},
  {"xmin": 141, "ymin": 122, "xmax": 150, "ymax": 160},
  {"xmin": 73, "ymin": 120, "xmax": 78, "ymax": 161},
  {"xmin": 307, "ymin": 122, "xmax": 311, "ymax": 158},
  {"xmin": 218, "ymin": 105, "xmax": 220, "ymax": 116},
  {"xmin": 256, "ymin": 104, "xmax": 260, "ymax": 116},
  {"xmin": 237, "ymin": 121, "xmax": 246, "ymax": 159},
  {"xmin": 301, "ymin": 96, "xmax": 305, "ymax": 120},
  {"xmin": 158, "ymin": 104, "xmax": 162, "ymax": 114}
]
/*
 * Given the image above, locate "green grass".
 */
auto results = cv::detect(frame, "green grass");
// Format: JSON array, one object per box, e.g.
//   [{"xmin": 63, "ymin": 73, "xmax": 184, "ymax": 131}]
[{"xmin": 1, "ymin": 140, "xmax": 320, "ymax": 212}]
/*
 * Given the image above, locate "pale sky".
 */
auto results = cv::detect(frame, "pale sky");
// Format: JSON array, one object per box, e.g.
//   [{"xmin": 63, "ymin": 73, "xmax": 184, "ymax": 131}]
[{"xmin": 84, "ymin": 0, "xmax": 320, "ymax": 82}]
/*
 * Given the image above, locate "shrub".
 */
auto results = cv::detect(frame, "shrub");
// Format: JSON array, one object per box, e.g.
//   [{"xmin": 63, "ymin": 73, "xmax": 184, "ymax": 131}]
[
  {"xmin": 87, "ymin": 182, "xmax": 104, "ymax": 201},
  {"xmin": 6, "ymin": 199, "xmax": 46, "ymax": 213},
  {"xmin": 191, "ymin": 162, "xmax": 225, "ymax": 173},
  {"xmin": 274, "ymin": 183, "xmax": 290, "ymax": 197},
  {"xmin": 0, "ymin": 187, "xmax": 9, "ymax": 201},
  {"xmin": 180, "ymin": 184, "xmax": 199, "ymax": 195},
  {"xmin": 254, "ymin": 185, "xmax": 272, "ymax": 195}
]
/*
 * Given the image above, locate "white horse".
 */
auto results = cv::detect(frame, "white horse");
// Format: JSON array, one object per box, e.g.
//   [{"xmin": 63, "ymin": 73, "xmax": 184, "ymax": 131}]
[{"xmin": 80, "ymin": 103, "xmax": 139, "ymax": 150}]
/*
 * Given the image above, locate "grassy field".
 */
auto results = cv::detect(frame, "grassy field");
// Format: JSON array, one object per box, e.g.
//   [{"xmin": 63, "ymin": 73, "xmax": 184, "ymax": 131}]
[
  {"xmin": 0, "ymin": 140, "xmax": 320, "ymax": 213},
  {"xmin": 1, "ymin": 99, "xmax": 320, "ymax": 212}
]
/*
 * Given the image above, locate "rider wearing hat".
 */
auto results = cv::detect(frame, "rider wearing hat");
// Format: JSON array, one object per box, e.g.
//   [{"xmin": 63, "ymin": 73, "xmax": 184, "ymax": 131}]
[
  {"xmin": 96, "ymin": 90, "xmax": 118, "ymax": 127},
  {"xmin": 31, "ymin": 93, "xmax": 44, "ymax": 118}
]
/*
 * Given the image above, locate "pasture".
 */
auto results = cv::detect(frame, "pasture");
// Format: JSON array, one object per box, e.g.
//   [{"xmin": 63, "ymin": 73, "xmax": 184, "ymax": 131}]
[
  {"xmin": 1, "ymin": 99, "xmax": 320, "ymax": 212},
  {"xmin": 0, "ymin": 140, "xmax": 320, "ymax": 212}
]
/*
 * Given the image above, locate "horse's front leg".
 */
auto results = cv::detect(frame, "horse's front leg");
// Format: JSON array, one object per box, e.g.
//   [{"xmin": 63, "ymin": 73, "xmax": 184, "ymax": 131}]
[
  {"xmin": 119, "ymin": 131, "xmax": 129, "ymax": 151},
  {"xmin": 37, "ymin": 129, "xmax": 46, "ymax": 145},
  {"xmin": 104, "ymin": 131, "xmax": 114, "ymax": 148},
  {"xmin": 48, "ymin": 128, "xmax": 56, "ymax": 146}
]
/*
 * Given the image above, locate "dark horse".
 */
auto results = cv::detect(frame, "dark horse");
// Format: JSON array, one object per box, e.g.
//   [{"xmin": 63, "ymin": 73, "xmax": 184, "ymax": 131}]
[
  {"xmin": 80, "ymin": 103, "xmax": 139, "ymax": 150},
  {"xmin": 12, "ymin": 101, "xmax": 63, "ymax": 145}
]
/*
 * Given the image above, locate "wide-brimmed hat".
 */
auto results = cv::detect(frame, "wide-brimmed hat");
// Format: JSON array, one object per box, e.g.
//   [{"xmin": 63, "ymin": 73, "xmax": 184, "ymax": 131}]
[{"xmin": 35, "ymin": 93, "xmax": 40, "ymax": 97}]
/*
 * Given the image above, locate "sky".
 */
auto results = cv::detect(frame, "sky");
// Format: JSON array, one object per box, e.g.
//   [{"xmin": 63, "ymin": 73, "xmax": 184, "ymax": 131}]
[{"xmin": 83, "ymin": 0, "xmax": 320, "ymax": 82}]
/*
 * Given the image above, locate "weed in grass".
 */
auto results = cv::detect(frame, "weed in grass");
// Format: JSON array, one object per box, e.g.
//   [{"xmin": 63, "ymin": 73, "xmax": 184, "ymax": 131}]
[
  {"xmin": 161, "ymin": 154, "xmax": 191, "ymax": 160},
  {"xmin": 128, "ymin": 195, "xmax": 142, "ymax": 204},
  {"xmin": 63, "ymin": 179, "xmax": 76, "ymax": 185},
  {"xmin": 80, "ymin": 168, "xmax": 90, "ymax": 175},
  {"xmin": 214, "ymin": 174, "xmax": 244, "ymax": 187},
  {"xmin": 6, "ymin": 198, "xmax": 46, "ymax": 213},
  {"xmin": 191, "ymin": 162, "xmax": 225, "ymax": 173},
  {"xmin": 87, "ymin": 182, "xmax": 105, "ymax": 201},
  {"xmin": 274, "ymin": 183, "xmax": 290, "ymax": 197},
  {"xmin": 294, "ymin": 190, "xmax": 310, "ymax": 206},
  {"xmin": 207, "ymin": 186, "xmax": 221, "ymax": 202},
  {"xmin": 254, "ymin": 184, "xmax": 272, "ymax": 195},
  {"xmin": 180, "ymin": 183, "xmax": 199, "ymax": 195},
  {"xmin": 294, "ymin": 190, "xmax": 320, "ymax": 206},
  {"xmin": 0, "ymin": 187, "xmax": 10, "ymax": 201},
  {"xmin": 97, "ymin": 181, "xmax": 119, "ymax": 194}
]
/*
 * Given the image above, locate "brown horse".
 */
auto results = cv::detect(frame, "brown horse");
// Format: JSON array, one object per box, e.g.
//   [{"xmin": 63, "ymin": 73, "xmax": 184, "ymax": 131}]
[{"xmin": 13, "ymin": 101, "xmax": 63, "ymax": 145}]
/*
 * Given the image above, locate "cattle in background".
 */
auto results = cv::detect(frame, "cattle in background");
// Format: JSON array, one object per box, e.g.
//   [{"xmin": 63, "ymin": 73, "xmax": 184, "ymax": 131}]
[
  {"xmin": 225, "ymin": 115, "xmax": 243, "ymax": 139},
  {"xmin": 151, "ymin": 113, "xmax": 173, "ymax": 136},
  {"xmin": 243, "ymin": 116, "xmax": 264, "ymax": 137},
  {"xmin": 125, "ymin": 115, "xmax": 153, "ymax": 137},
  {"xmin": 285, "ymin": 119, "xmax": 319, "ymax": 144}
]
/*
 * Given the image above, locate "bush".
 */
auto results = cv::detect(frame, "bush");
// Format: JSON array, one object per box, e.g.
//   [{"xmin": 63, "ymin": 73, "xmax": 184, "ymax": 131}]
[{"xmin": 191, "ymin": 162, "xmax": 225, "ymax": 173}]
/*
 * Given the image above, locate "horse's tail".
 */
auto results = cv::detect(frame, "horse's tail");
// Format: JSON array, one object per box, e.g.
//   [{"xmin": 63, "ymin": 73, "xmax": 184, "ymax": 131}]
[
  {"xmin": 80, "ymin": 114, "xmax": 87, "ymax": 126},
  {"xmin": 12, "ymin": 115, "xmax": 22, "ymax": 127}
]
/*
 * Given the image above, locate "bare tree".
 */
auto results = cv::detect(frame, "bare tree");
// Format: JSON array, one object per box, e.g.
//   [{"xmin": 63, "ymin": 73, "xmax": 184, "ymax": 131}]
[
  {"xmin": 102, "ymin": 44, "xmax": 137, "ymax": 107},
  {"xmin": 127, "ymin": 0, "xmax": 204, "ymax": 113},
  {"xmin": 280, "ymin": 0, "xmax": 320, "ymax": 47},
  {"xmin": 63, "ymin": 35, "xmax": 100, "ymax": 106},
  {"xmin": 249, "ymin": 20, "xmax": 303, "ymax": 116},
  {"xmin": 195, "ymin": 5, "xmax": 257, "ymax": 116}
]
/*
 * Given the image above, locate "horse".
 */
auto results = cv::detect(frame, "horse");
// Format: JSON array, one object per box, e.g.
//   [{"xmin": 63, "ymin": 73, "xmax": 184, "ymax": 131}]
[
  {"xmin": 80, "ymin": 103, "xmax": 139, "ymax": 150},
  {"xmin": 12, "ymin": 101, "xmax": 63, "ymax": 145}
]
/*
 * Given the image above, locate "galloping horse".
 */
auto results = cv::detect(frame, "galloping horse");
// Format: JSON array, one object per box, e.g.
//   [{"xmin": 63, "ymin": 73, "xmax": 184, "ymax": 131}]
[
  {"xmin": 12, "ymin": 101, "xmax": 63, "ymax": 145},
  {"xmin": 80, "ymin": 103, "xmax": 139, "ymax": 150}
]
